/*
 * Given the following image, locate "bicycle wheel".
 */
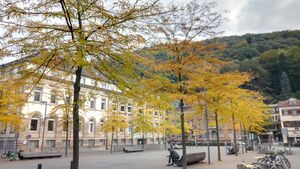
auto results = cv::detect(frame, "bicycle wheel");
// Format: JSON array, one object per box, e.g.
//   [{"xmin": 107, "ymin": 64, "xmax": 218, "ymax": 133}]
[
  {"xmin": 1, "ymin": 153, "xmax": 7, "ymax": 159},
  {"xmin": 283, "ymin": 158, "xmax": 291, "ymax": 169},
  {"xmin": 275, "ymin": 164, "xmax": 286, "ymax": 169}
]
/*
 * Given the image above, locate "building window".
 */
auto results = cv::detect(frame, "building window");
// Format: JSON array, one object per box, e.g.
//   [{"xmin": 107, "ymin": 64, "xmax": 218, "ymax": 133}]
[
  {"xmin": 90, "ymin": 99, "xmax": 96, "ymax": 109},
  {"xmin": 283, "ymin": 110, "xmax": 288, "ymax": 116},
  {"xmin": 88, "ymin": 139, "xmax": 95, "ymax": 146},
  {"xmin": 101, "ymin": 98, "xmax": 107, "ymax": 110},
  {"xmin": 283, "ymin": 121, "xmax": 300, "ymax": 128},
  {"xmin": 89, "ymin": 119, "xmax": 94, "ymax": 133},
  {"xmin": 28, "ymin": 140, "xmax": 39, "ymax": 148},
  {"xmin": 50, "ymin": 94, "xmax": 56, "ymax": 104},
  {"xmin": 290, "ymin": 99, "xmax": 296, "ymax": 105},
  {"xmin": 293, "ymin": 110, "xmax": 297, "ymax": 116},
  {"xmin": 62, "ymin": 140, "xmax": 70, "ymax": 147},
  {"xmin": 80, "ymin": 78, "xmax": 86, "ymax": 84},
  {"xmin": 99, "ymin": 139, "xmax": 106, "ymax": 145},
  {"xmin": 128, "ymin": 124, "xmax": 132, "ymax": 133},
  {"xmin": 33, "ymin": 87, "xmax": 42, "ymax": 101},
  {"xmin": 127, "ymin": 104, "xmax": 132, "ymax": 113},
  {"xmin": 120, "ymin": 104, "xmax": 125, "ymax": 112},
  {"xmin": 46, "ymin": 140, "xmax": 55, "ymax": 147},
  {"xmin": 79, "ymin": 139, "xmax": 83, "ymax": 146},
  {"xmin": 48, "ymin": 119, "xmax": 55, "ymax": 131},
  {"xmin": 128, "ymin": 139, "xmax": 132, "ymax": 145},
  {"xmin": 91, "ymin": 80, "xmax": 96, "ymax": 86},
  {"xmin": 79, "ymin": 94, "xmax": 86, "ymax": 108},
  {"xmin": 101, "ymin": 83, "xmax": 106, "ymax": 89},
  {"xmin": 30, "ymin": 118, "xmax": 38, "ymax": 131}
]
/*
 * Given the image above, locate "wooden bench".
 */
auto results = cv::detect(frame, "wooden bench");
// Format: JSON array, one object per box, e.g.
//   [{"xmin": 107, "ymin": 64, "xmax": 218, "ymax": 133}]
[
  {"xmin": 122, "ymin": 147, "xmax": 144, "ymax": 153},
  {"xmin": 173, "ymin": 152, "xmax": 206, "ymax": 167},
  {"xmin": 19, "ymin": 152, "xmax": 62, "ymax": 160}
]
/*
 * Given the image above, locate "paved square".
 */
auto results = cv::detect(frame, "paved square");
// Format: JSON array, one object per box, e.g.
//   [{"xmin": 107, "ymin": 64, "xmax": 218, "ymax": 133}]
[{"xmin": 1, "ymin": 146, "xmax": 299, "ymax": 169}]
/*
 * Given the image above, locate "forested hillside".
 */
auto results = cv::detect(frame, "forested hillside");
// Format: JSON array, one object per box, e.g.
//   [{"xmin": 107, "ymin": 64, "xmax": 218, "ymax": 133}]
[
  {"xmin": 148, "ymin": 30, "xmax": 300, "ymax": 103},
  {"xmin": 212, "ymin": 30, "xmax": 300, "ymax": 103}
]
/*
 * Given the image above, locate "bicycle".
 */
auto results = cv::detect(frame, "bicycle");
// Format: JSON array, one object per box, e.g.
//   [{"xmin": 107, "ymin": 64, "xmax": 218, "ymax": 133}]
[
  {"xmin": 1, "ymin": 151, "xmax": 12, "ymax": 159},
  {"xmin": 275, "ymin": 151, "xmax": 291, "ymax": 169},
  {"xmin": 256, "ymin": 153, "xmax": 288, "ymax": 169}
]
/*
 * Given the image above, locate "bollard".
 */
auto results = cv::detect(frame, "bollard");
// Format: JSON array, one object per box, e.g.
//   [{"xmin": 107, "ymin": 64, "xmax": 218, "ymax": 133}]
[
  {"xmin": 37, "ymin": 164, "xmax": 42, "ymax": 169},
  {"xmin": 70, "ymin": 161, "xmax": 73, "ymax": 169}
]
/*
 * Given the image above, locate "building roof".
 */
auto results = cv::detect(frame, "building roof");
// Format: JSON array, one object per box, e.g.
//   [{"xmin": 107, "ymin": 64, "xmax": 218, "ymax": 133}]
[{"xmin": 277, "ymin": 98, "xmax": 300, "ymax": 107}]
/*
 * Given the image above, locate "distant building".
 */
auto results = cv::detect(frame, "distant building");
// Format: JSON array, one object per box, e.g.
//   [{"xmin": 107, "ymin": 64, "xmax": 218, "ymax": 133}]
[
  {"xmin": 260, "ymin": 104, "xmax": 282, "ymax": 143},
  {"xmin": 278, "ymin": 98, "xmax": 300, "ymax": 143}
]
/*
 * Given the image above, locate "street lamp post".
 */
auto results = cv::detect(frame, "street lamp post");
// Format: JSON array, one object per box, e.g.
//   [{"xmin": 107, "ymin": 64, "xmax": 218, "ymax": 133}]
[{"xmin": 41, "ymin": 101, "xmax": 47, "ymax": 152}]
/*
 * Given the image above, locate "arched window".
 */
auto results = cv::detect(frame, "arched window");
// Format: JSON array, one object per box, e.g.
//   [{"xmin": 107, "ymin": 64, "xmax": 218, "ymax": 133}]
[
  {"xmin": 47, "ymin": 118, "xmax": 55, "ymax": 131},
  {"xmin": 30, "ymin": 113, "xmax": 41, "ymax": 131},
  {"xmin": 89, "ymin": 119, "xmax": 95, "ymax": 133}
]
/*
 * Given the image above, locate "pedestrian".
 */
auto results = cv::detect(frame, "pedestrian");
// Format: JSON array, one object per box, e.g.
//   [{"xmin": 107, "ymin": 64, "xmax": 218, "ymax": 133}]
[{"xmin": 166, "ymin": 148, "xmax": 180, "ymax": 166}]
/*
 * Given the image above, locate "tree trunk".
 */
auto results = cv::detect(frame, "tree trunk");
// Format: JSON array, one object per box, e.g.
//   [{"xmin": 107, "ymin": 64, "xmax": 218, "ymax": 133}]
[
  {"xmin": 131, "ymin": 127, "xmax": 134, "ymax": 146},
  {"xmin": 72, "ymin": 66, "xmax": 82, "ymax": 169},
  {"xmin": 124, "ymin": 130, "xmax": 126, "ymax": 145},
  {"xmin": 240, "ymin": 122, "xmax": 244, "ymax": 154},
  {"xmin": 215, "ymin": 111, "xmax": 221, "ymax": 161},
  {"xmin": 232, "ymin": 113, "xmax": 237, "ymax": 156},
  {"xmin": 204, "ymin": 97, "xmax": 210, "ymax": 165},
  {"xmin": 180, "ymin": 99, "xmax": 187, "ymax": 169},
  {"xmin": 116, "ymin": 131, "xmax": 119, "ymax": 148},
  {"xmin": 243, "ymin": 123, "xmax": 247, "ymax": 153},
  {"xmin": 110, "ymin": 132, "xmax": 114, "ymax": 154},
  {"xmin": 164, "ymin": 132, "xmax": 167, "ymax": 150},
  {"xmin": 142, "ymin": 133, "xmax": 145, "ymax": 149},
  {"xmin": 105, "ymin": 132, "xmax": 108, "ymax": 150},
  {"xmin": 65, "ymin": 114, "xmax": 69, "ymax": 157},
  {"xmin": 194, "ymin": 118, "xmax": 198, "ymax": 148}
]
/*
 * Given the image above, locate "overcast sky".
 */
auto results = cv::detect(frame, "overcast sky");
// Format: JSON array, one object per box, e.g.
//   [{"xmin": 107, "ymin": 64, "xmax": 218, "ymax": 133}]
[
  {"xmin": 1, "ymin": 0, "xmax": 300, "ymax": 64},
  {"xmin": 211, "ymin": 0, "xmax": 300, "ymax": 36}
]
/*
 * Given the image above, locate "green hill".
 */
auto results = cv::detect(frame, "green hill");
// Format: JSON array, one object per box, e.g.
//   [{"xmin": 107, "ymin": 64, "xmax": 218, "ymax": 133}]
[
  {"xmin": 211, "ymin": 30, "xmax": 300, "ymax": 103},
  {"xmin": 144, "ymin": 30, "xmax": 300, "ymax": 103}
]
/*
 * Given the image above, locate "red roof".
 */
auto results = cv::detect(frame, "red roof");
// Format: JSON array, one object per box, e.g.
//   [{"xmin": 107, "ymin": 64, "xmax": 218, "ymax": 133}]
[{"xmin": 278, "ymin": 98, "xmax": 300, "ymax": 107}]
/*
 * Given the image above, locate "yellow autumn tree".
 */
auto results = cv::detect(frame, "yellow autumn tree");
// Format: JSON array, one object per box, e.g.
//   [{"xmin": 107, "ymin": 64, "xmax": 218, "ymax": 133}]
[
  {"xmin": 0, "ymin": 77, "xmax": 26, "ymax": 133},
  {"xmin": 0, "ymin": 1, "xmax": 165, "ymax": 168},
  {"xmin": 147, "ymin": 1, "xmax": 224, "ymax": 167},
  {"xmin": 223, "ymin": 88, "xmax": 268, "ymax": 156},
  {"xmin": 103, "ymin": 107, "xmax": 127, "ymax": 154},
  {"xmin": 131, "ymin": 105, "xmax": 155, "ymax": 149}
]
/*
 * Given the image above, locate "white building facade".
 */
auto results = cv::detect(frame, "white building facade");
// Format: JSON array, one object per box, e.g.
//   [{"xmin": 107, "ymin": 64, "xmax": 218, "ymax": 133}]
[
  {"xmin": 0, "ymin": 60, "xmax": 164, "ymax": 152},
  {"xmin": 278, "ymin": 98, "xmax": 300, "ymax": 144}
]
